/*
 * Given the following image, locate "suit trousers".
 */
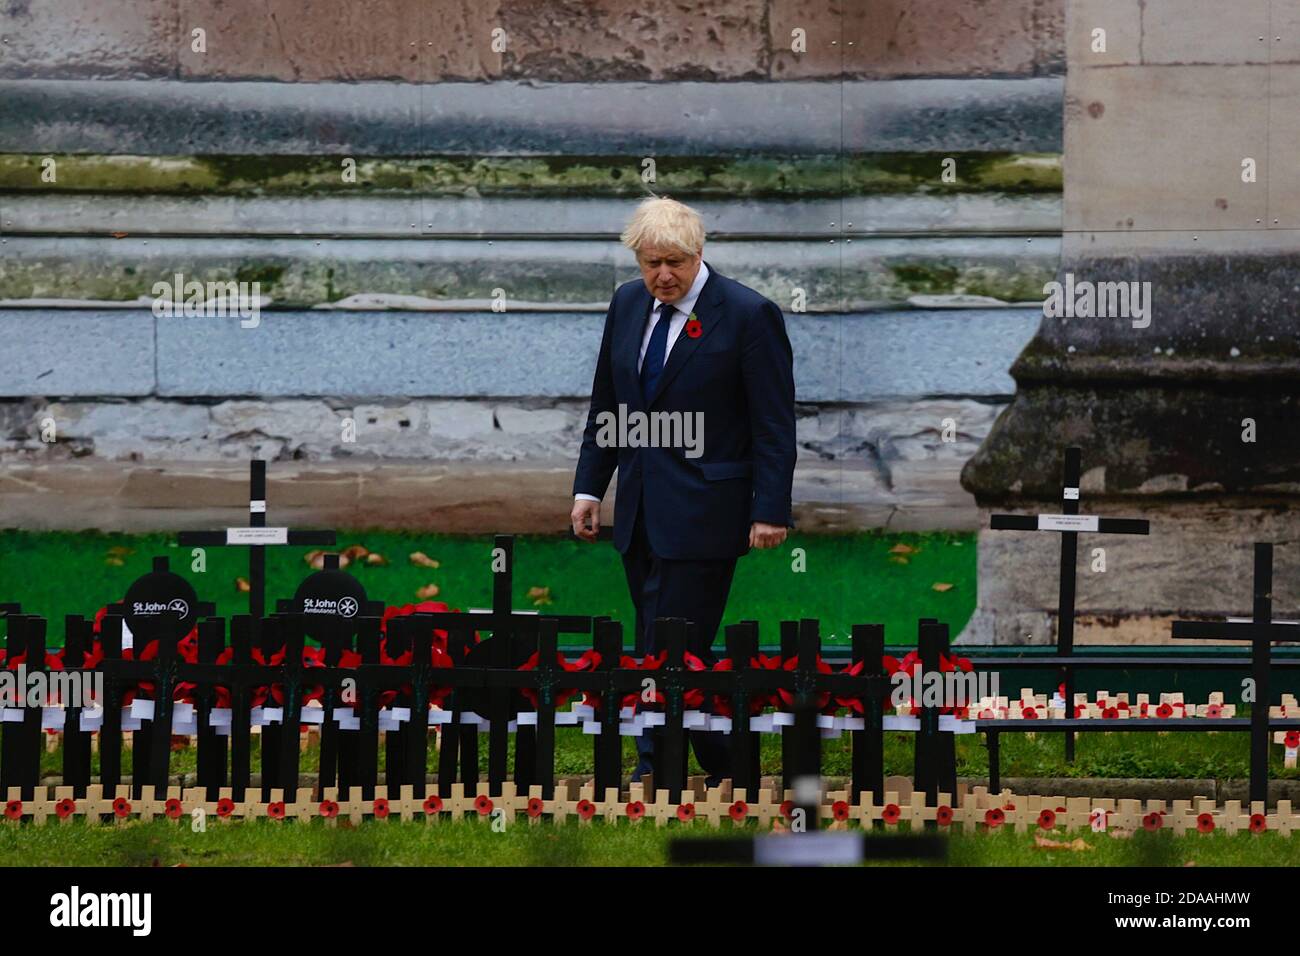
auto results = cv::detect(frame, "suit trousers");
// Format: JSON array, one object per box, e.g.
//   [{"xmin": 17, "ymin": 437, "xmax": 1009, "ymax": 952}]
[{"xmin": 621, "ymin": 500, "xmax": 737, "ymax": 778}]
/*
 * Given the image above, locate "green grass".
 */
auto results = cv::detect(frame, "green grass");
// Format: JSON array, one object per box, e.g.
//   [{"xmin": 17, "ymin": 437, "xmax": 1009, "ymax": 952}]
[
  {"xmin": 0, "ymin": 529, "xmax": 976, "ymax": 647},
  {"xmin": 0, "ymin": 817, "xmax": 1295, "ymax": 867},
  {"xmin": 34, "ymin": 720, "xmax": 1300, "ymax": 783}
]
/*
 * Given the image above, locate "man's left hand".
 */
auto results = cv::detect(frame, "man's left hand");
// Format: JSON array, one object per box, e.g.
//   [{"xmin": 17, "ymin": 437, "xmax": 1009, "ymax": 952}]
[{"xmin": 749, "ymin": 521, "xmax": 788, "ymax": 549}]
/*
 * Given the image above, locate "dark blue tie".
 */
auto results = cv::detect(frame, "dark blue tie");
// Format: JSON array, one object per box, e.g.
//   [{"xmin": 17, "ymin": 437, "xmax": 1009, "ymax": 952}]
[{"xmin": 640, "ymin": 304, "xmax": 674, "ymax": 403}]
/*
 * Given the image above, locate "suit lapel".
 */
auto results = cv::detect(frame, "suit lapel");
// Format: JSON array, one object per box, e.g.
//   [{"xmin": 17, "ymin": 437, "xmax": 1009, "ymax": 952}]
[
  {"xmin": 646, "ymin": 262, "xmax": 725, "ymax": 408},
  {"xmin": 618, "ymin": 286, "xmax": 655, "ymax": 411}
]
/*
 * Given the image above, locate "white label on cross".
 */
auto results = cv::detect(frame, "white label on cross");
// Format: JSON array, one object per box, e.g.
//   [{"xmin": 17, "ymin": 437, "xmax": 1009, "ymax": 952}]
[
  {"xmin": 1037, "ymin": 514, "xmax": 1099, "ymax": 532},
  {"xmin": 1063, "ymin": 487, "xmax": 1080, "ymax": 500},
  {"xmin": 226, "ymin": 527, "xmax": 289, "ymax": 545},
  {"xmin": 249, "ymin": 500, "xmax": 267, "ymax": 513}
]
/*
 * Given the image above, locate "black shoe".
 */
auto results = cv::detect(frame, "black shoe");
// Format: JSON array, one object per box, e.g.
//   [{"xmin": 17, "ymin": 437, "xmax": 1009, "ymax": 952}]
[{"xmin": 704, "ymin": 774, "xmax": 727, "ymax": 789}]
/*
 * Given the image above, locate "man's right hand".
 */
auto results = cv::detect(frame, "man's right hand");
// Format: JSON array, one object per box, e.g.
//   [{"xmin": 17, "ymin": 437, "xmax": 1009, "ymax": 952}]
[{"xmin": 571, "ymin": 498, "xmax": 601, "ymax": 541}]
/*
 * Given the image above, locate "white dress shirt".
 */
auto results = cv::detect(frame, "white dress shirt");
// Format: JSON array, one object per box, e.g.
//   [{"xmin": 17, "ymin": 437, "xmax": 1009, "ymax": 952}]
[{"xmin": 576, "ymin": 262, "xmax": 711, "ymax": 503}]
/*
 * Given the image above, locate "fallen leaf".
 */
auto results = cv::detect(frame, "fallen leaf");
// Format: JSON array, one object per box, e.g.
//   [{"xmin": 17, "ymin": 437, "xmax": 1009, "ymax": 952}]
[
  {"xmin": 105, "ymin": 557, "xmax": 125, "ymax": 567},
  {"xmin": 932, "ymin": 582, "xmax": 954, "ymax": 592},
  {"xmin": 888, "ymin": 556, "xmax": 909, "ymax": 565},
  {"xmin": 235, "ymin": 577, "xmax": 250, "ymax": 593},
  {"xmin": 1109, "ymin": 828, "xmax": 1135, "ymax": 840},
  {"xmin": 306, "ymin": 551, "xmax": 349, "ymax": 570},
  {"xmin": 341, "ymin": 544, "xmax": 369, "ymax": 561},
  {"xmin": 409, "ymin": 551, "xmax": 440, "ymax": 568},
  {"xmin": 110, "ymin": 231, "xmax": 129, "ymax": 239},
  {"xmin": 1182, "ymin": 861, "xmax": 1197, "ymax": 867},
  {"xmin": 527, "ymin": 585, "xmax": 553, "ymax": 607},
  {"xmin": 106, "ymin": 545, "xmax": 135, "ymax": 556},
  {"xmin": 416, "ymin": 583, "xmax": 440, "ymax": 599},
  {"xmin": 337, "ymin": 820, "xmax": 355, "ymax": 831},
  {"xmin": 1034, "ymin": 834, "xmax": 1092, "ymax": 852},
  {"xmin": 889, "ymin": 543, "xmax": 918, "ymax": 555},
  {"xmin": 365, "ymin": 553, "xmax": 388, "ymax": 566}
]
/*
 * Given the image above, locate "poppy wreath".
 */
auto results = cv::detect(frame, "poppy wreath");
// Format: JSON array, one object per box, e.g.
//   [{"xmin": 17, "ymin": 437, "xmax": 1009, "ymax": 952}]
[
  {"xmin": 516, "ymin": 649, "xmax": 602, "ymax": 709},
  {"xmin": 615, "ymin": 650, "xmax": 709, "ymax": 713},
  {"xmin": 880, "ymin": 650, "xmax": 973, "ymax": 715},
  {"xmin": 776, "ymin": 653, "xmax": 835, "ymax": 712},
  {"xmin": 378, "ymin": 600, "xmax": 477, "ymax": 653},
  {"xmin": 709, "ymin": 653, "xmax": 783, "ymax": 717}
]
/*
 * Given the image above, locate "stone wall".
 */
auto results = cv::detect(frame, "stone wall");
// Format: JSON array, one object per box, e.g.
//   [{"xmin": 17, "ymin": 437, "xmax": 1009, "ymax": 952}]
[{"xmin": 0, "ymin": 0, "xmax": 1065, "ymax": 534}]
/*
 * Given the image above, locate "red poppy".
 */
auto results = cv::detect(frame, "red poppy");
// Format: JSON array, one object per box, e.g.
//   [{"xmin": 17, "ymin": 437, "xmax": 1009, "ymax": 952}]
[
  {"xmin": 1004, "ymin": 802, "xmax": 1016, "ymax": 811},
  {"xmin": 1102, "ymin": 706, "xmax": 1119, "ymax": 719},
  {"xmin": 1022, "ymin": 706, "xmax": 1038, "ymax": 720},
  {"xmin": 1156, "ymin": 702, "xmax": 1174, "ymax": 719},
  {"xmin": 1037, "ymin": 808, "xmax": 1056, "ymax": 829},
  {"xmin": 984, "ymin": 807, "xmax": 1005, "ymax": 828},
  {"xmin": 3, "ymin": 800, "xmax": 21, "ymax": 820},
  {"xmin": 1142, "ymin": 812, "xmax": 1163, "ymax": 831},
  {"xmin": 883, "ymin": 651, "xmax": 921, "ymax": 677},
  {"xmin": 1196, "ymin": 813, "xmax": 1215, "ymax": 833},
  {"xmin": 423, "ymin": 795, "xmax": 443, "ymax": 816},
  {"xmin": 373, "ymin": 798, "xmax": 390, "ymax": 819},
  {"xmin": 676, "ymin": 803, "xmax": 695, "ymax": 822},
  {"xmin": 881, "ymin": 803, "xmax": 901, "ymax": 825},
  {"xmin": 778, "ymin": 654, "xmax": 834, "ymax": 711},
  {"xmin": 319, "ymin": 800, "xmax": 339, "ymax": 818},
  {"xmin": 164, "ymin": 798, "xmax": 183, "ymax": 819},
  {"xmin": 1249, "ymin": 813, "xmax": 1267, "ymax": 833},
  {"xmin": 683, "ymin": 317, "xmax": 703, "ymax": 339},
  {"xmin": 1056, "ymin": 806, "xmax": 1067, "ymax": 813},
  {"xmin": 779, "ymin": 799, "xmax": 795, "ymax": 820},
  {"xmin": 216, "ymin": 797, "xmax": 234, "ymax": 818},
  {"xmin": 936, "ymin": 805, "xmax": 954, "ymax": 826},
  {"xmin": 113, "ymin": 797, "xmax": 131, "ymax": 818},
  {"xmin": 625, "ymin": 801, "xmax": 645, "ymax": 821},
  {"xmin": 527, "ymin": 798, "xmax": 545, "ymax": 818},
  {"xmin": 832, "ymin": 800, "xmax": 850, "ymax": 822},
  {"xmin": 267, "ymin": 802, "xmax": 286, "ymax": 820},
  {"xmin": 1206, "ymin": 703, "xmax": 1223, "ymax": 719},
  {"xmin": 938, "ymin": 652, "xmax": 973, "ymax": 673},
  {"xmin": 517, "ymin": 649, "xmax": 602, "ymax": 709},
  {"xmin": 55, "ymin": 798, "xmax": 76, "ymax": 819},
  {"xmin": 474, "ymin": 795, "xmax": 493, "ymax": 816},
  {"xmin": 576, "ymin": 799, "xmax": 596, "ymax": 821},
  {"xmin": 712, "ymin": 655, "xmax": 781, "ymax": 717},
  {"xmin": 729, "ymin": 801, "xmax": 748, "ymax": 822},
  {"xmin": 1286, "ymin": 731, "xmax": 1300, "ymax": 749}
]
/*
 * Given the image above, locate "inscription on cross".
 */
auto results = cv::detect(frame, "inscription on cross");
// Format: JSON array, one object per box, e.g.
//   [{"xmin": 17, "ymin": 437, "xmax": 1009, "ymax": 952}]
[{"xmin": 178, "ymin": 460, "xmax": 336, "ymax": 623}]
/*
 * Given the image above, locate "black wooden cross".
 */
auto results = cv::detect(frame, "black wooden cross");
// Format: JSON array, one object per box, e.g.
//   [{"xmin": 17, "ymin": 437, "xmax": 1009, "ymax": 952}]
[
  {"xmin": 989, "ymin": 446, "xmax": 1149, "ymax": 759},
  {"xmin": 177, "ymin": 460, "xmax": 336, "ymax": 623},
  {"xmin": 1172, "ymin": 542, "xmax": 1300, "ymax": 804},
  {"xmin": 416, "ymin": 535, "xmax": 592, "ymax": 797}
]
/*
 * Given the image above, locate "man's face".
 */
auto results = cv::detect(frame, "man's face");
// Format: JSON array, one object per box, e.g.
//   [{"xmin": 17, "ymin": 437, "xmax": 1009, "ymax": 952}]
[{"xmin": 636, "ymin": 245, "xmax": 701, "ymax": 304}]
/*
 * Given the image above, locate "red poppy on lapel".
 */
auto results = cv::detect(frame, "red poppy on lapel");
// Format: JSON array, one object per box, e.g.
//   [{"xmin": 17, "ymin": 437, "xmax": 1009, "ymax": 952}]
[{"xmin": 683, "ymin": 313, "xmax": 702, "ymax": 338}]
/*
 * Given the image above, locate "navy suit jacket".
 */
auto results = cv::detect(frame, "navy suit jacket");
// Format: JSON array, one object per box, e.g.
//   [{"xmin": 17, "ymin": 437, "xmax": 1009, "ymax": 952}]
[{"xmin": 572, "ymin": 261, "xmax": 796, "ymax": 560}]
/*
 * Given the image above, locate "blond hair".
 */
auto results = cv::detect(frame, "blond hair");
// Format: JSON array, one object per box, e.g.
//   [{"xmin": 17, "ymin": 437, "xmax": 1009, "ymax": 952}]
[{"xmin": 620, "ymin": 197, "xmax": 705, "ymax": 257}]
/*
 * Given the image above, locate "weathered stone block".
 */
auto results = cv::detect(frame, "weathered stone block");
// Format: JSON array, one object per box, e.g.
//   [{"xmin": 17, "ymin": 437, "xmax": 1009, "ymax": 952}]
[{"xmin": 0, "ymin": 0, "xmax": 178, "ymax": 79}]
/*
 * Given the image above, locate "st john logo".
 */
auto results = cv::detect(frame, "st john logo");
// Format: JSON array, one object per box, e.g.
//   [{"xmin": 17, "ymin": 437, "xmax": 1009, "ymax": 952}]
[{"xmin": 49, "ymin": 886, "xmax": 152, "ymax": 936}]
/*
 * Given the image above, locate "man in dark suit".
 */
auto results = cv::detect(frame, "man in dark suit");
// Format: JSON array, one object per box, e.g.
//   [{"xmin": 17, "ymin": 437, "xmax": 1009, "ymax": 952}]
[{"xmin": 570, "ymin": 197, "xmax": 796, "ymax": 787}]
